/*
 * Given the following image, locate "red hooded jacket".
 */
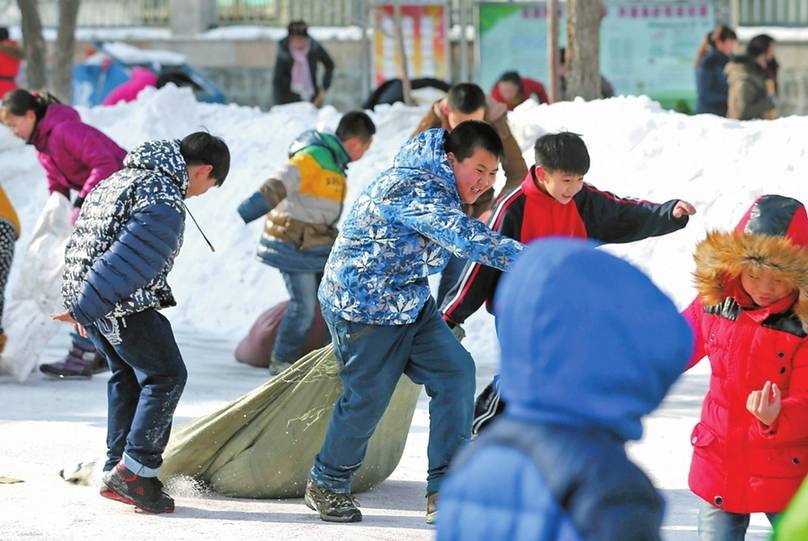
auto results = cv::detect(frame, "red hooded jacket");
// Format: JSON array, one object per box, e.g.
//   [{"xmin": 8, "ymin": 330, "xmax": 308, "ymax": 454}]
[{"xmin": 683, "ymin": 195, "xmax": 808, "ymax": 513}]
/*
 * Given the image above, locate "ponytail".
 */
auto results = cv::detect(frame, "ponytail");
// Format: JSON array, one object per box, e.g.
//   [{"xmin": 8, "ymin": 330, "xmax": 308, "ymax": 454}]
[
  {"xmin": 695, "ymin": 25, "xmax": 737, "ymax": 66},
  {"xmin": 1, "ymin": 89, "xmax": 59, "ymax": 120}
]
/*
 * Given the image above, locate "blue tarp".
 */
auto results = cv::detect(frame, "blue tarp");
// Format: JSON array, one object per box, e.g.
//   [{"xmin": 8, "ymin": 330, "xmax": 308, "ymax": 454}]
[{"xmin": 72, "ymin": 42, "xmax": 226, "ymax": 107}]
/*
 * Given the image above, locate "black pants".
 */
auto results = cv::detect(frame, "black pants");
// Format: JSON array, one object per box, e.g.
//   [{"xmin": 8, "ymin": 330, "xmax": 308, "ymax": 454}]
[{"xmin": 0, "ymin": 219, "xmax": 16, "ymax": 333}]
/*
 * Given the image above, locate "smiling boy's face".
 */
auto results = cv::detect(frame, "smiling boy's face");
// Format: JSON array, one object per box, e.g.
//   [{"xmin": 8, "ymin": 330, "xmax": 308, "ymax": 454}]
[
  {"xmin": 536, "ymin": 167, "xmax": 584, "ymax": 205},
  {"xmin": 449, "ymin": 146, "xmax": 499, "ymax": 204}
]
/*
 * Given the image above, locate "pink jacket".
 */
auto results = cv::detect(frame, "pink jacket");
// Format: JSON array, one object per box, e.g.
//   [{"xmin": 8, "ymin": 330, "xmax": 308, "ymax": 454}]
[
  {"xmin": 30, "ymin": 104, "xmax": 126, "ymax": 200},
  {"xmin": 102, "ymin": 67, "xmax": 158, "ymax": 106}
]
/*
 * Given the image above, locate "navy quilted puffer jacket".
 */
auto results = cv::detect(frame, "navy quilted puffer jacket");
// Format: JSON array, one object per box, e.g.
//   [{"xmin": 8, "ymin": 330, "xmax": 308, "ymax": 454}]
[{"xmin": 61, "ymin": 139, "xmax": 188, "ymax": 326}]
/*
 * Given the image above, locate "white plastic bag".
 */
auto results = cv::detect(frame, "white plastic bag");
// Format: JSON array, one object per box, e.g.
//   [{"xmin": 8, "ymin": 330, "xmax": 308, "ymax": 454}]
[{"xmin": 0, "ymin": 194, "xmax": 72, "ymax": 381}]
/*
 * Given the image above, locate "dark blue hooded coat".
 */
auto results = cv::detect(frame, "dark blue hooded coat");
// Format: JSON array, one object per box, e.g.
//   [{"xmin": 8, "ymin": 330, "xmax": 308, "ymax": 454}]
[
  {"xmin": 437, "ymin": 239, "xmax": 694, "ymax": 541},
  {"xmin": 696, "ymin": 48, "xmax": 731, "ymax": 116}
]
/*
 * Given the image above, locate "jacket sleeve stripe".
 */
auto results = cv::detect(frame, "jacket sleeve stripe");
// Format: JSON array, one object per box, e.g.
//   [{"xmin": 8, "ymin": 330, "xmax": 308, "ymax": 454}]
[{"xmin": 441, "ymin": 189, "xmax": 523, "ymax": 321}]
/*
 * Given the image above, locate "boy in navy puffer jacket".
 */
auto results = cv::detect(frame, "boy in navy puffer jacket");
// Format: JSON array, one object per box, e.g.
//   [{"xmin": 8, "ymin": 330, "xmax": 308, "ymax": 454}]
[
  {"xmin": 52, "ymin": 132, "xmax": 230, "ymax": 514},
  {"xmin": 437, "ymin": 239, "xmax": 693, "ymax": 540}
]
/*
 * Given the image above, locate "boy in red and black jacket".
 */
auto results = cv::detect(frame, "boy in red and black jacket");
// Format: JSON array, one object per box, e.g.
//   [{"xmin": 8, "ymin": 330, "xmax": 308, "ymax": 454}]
[{"xmin": 441, "ymin": 131, "xmax": 696, "ymax": 434}]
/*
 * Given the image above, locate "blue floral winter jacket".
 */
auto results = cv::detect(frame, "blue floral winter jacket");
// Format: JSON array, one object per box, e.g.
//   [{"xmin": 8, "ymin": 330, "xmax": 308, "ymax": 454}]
[{"xmin": 318, "ymin": 128, "xmax": 523, "ymax": 325}]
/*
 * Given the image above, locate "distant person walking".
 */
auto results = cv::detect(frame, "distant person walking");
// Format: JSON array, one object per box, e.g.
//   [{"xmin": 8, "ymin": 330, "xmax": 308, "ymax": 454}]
[
  {"xmin": 726, "ymin": 34, "xmax": 776, "ymax": 120},
  {"xmin": 695, "ymin": 25, "xmax": 737, "ymax": 116},
  {"xmin": 272, "ymin": 20, "xmax": 335, "ymax": 107}
]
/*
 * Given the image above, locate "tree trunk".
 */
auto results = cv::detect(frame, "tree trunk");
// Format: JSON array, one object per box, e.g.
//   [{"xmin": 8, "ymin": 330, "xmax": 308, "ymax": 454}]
[
  {"xmin": 566, "ymin": 0, "xmax": 602, "ymax": 100},
  {"xmin": 547, "ymin": 0, "xmax": 560, "ymax": 103},
  {"xmin": 392, "ymin": 1, "xmax": 413, "ymax": 105},
  {"xmin": 53, "ymin": 0, "xmax": 81, "ymax": 102},
  {"xmin": 17, "ymin": 0, "xmax": 47, "ymax": 89}
]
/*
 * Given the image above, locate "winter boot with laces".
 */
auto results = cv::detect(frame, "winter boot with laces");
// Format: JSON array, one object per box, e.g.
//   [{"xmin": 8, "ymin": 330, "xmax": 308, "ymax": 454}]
[
  {"xmin": 102, "ymin": 463, "xmax": 174, "ymax": 514},
  {"xmin": 304, "ymin": 479, "xmax": 362, "ymax": 522}
]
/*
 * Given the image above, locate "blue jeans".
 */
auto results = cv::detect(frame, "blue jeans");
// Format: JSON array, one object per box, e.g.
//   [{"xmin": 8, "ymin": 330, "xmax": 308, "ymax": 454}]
[
  {"xmin": 272, "ymin": 271, "xmax": 322, "ymax": 363},
  {"xmin": 86, "ymin": 309, "xmax": 187, "ymax": 476},
  {"xmin": 436, "ymin": 255, "xmax": 467, "ymax": 309},
  {"xmin": 310, "ymin": 297, "xmax": 476, "ymax": 495},
  {"xmin": 698, "ymin": 501, "xmax": 778, "ymax": 541}
]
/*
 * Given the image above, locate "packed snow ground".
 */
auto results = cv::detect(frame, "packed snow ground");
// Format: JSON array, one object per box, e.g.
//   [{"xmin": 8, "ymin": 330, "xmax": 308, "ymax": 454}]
[{"xmin": 2, "ymin": 86, "xmax": 806, "ymax": 539}]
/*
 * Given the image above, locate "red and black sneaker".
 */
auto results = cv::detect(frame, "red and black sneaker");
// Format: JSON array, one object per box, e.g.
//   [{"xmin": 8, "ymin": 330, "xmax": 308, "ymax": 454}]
[
  {"xmin": 102, "ymin": 463, "xmax": 174, "ymax": 514},
  {"xmin": 100, "ymin": 485, "xmax": 134, "ymax": 505}
]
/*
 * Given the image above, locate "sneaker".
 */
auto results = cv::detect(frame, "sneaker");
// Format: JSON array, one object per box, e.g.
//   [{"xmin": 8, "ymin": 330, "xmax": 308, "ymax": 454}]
[
  {"xmin": 268, "ymin": 356, "xmax": 293, "ymax": 377},
  {"xmin": 102, "ymin": 463, "xmax": 174, "ymax": 514},
  {"xmin": 304, "ymin": 479, "xmax": 362, "ymax": 523},
  {"xmin": 426, "ymin": 492, "xmax": 438, "ymax": 524},
  {"xmin": 100, "ymin": 485, "xmax": 134, "ymax": 506}
]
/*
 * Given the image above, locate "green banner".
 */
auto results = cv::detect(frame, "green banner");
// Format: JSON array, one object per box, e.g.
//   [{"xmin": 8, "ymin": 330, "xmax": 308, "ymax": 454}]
[{"xmin": 477, "ymin": 1, "xmax": 715, "ymax": 110}]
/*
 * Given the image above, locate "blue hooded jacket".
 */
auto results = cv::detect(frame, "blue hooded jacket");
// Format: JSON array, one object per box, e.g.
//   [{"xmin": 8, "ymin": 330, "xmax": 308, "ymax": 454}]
[
  {"xmin": 318, "ymin": 128, "xmax": 523, "ymax": 325},
  {"xmin": 438, "ymin": 239, "xmax": 693, "ymax": 541}
]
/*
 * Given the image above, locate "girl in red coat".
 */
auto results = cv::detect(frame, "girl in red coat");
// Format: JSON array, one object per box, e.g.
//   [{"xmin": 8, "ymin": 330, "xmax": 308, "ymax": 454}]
[{"xmin": 684, "ymin": 194, "xmax": 808, "ymax": 540}]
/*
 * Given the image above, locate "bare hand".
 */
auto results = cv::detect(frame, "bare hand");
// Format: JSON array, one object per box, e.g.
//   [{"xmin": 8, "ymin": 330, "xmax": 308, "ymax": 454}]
[
  {"xmin": 313, "ymin": 90, "xmax": 325, "ymax": 108},
  {"xmin": 50, "ymin": 310, "xmax": 88, "ymax": 338},
  {"xmin": 673, "ymin": 200, "xmax": 697, "ymax": 219},
  {"xmin": 747, "ymin": 381, "xmax": 782, "ymax": 426}
]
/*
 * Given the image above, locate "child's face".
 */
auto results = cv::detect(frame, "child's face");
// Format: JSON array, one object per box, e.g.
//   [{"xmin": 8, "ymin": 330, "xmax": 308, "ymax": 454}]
[
  {"xmin": 740, "ymin": 267, "xmax": 794, "ymax": 308},
  {"xmin": 2, "ymin": 109, "xmax": 35, "ymax": 141},
  {"xmin": 537, "ymin": 167, "xmax": 584, "ymax": 204},
  {"xmin": 448, "ymin": 146, "xmax": 499, "ymax": 204},
  {"xmin": 344, "ymin": 136, "xmax": 372, "ymax": 162},
  {"xmin": 185, "ymin": 164, "xmax": 217, "ymax": 198},
  {"xmin": 497, "ymin": 81, "xmax": 520, "ymax": 102}
]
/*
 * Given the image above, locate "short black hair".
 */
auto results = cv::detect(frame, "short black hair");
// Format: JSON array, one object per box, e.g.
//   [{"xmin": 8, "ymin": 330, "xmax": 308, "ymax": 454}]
[
  {"xmin": 288, "ymin": 20, "xmax": 308, "ymax": 37},
  {"xmin": 444, "ymin": 120, "xmax": 503, "ymax": 162},
  {"xmin": 0, "ymin": 28, "xmax": 9, "ymax": 42},
  {"xmin": 336, "ymin": 111, "xmax": 376, "ymax": 142},
  {"xmin": 747, "ymin": 33, "xmax": 774, "ymax": 58},
  {"xmin": 180, "ymin": 132, "xmax": 230, "ymax": 186},
  {"xmin": 447, "ymin": 83, "xmax": 486, "ymax": 114},
  {"xmin": 497, "ymin": 71, "xmax": 524, "ymax": 92},
  {"xmin": 534, "ymin": 132, "xmax": 590, "ymax": 175}
]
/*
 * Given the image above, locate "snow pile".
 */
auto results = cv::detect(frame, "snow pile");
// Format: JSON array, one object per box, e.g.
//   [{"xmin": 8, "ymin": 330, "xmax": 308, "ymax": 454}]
[{"xmin": 1, "ymin": 87, "xmax": 806, "ymax": 362}]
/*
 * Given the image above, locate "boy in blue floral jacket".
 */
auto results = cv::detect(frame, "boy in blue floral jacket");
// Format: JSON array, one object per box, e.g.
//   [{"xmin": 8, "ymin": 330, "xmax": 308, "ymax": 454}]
[{"xmin": 305, "ymin": 121, "xmax": 524, "ymax": 524}]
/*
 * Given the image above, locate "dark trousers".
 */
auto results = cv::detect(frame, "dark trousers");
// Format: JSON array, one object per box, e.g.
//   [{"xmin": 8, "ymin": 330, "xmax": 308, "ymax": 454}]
[
  {"xmin": 436, "ymin": 255, "xmax": 467, "ymax": 309},
  {"xmin": 86, "ymin": 309, "xmax": 187, "ymax": 474},
  {"xmin": 310, "ymin": 297, "xmax": 476, "ymax": 495},
  {"xmin": 0, "ymin": 219, "xmax": 14, "ymax": 332}
]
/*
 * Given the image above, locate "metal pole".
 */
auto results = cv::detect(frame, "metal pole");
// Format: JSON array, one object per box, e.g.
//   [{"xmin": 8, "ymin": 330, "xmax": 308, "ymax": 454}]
[
  {"xmin": 360, "ymin": 0, "xmax": 371, "ymax": 102},
  {"xmin": 547, "ymin": 0, "xmax": 559, "ymax": 102},
  {"xmin": 459, "ymin": 0, "xmax": 468, "ymax": 81},
  {"xmin": 729, "ymin": 0, "xmax": 740, "ymax": 27}
]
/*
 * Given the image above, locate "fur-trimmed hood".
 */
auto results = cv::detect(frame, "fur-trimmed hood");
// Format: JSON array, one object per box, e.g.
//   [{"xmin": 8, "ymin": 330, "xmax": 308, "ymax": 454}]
[{"xmin": 693, "ymin": 195, "xmax": 808, "ymax": 326}]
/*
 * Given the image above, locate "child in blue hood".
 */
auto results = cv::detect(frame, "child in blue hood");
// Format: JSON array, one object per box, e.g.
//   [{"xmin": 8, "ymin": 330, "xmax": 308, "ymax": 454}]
[{"xmin": 437, "ymin": 238, "xmax": 693, "ymax": 541}]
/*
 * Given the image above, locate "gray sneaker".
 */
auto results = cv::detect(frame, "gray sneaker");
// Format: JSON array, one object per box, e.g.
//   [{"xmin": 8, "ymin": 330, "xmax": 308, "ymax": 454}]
[
  {"xmin": 304, "ymin": 479, "xmax": 362, "ymax": 523},
  {"xmin": 268, "ymin": 356, "xmax": 293, "ymax": 376}
]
